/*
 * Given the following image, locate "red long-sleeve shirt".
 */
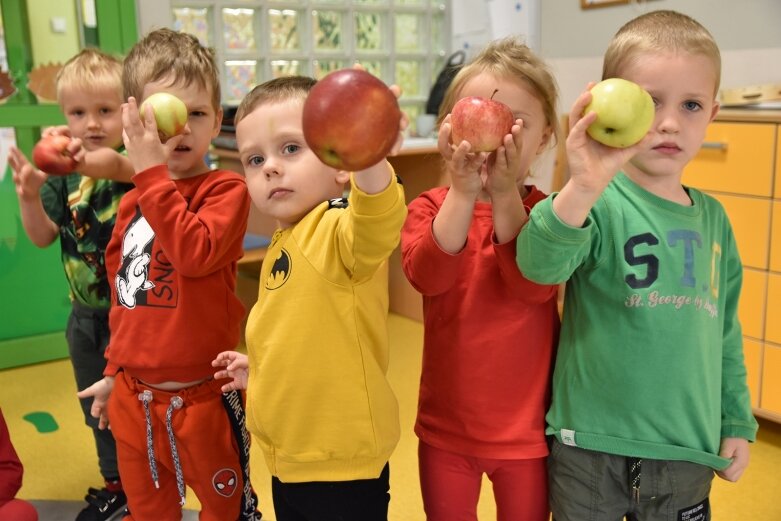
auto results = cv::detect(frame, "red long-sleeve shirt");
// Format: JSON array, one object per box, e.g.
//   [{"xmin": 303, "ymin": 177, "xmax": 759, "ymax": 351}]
[
  {"xmin": 104, "ymin": 166, "xmax": 250, "ymax": 383},
  {"xmin": 401, "ymin": 185, "xmax": 559, "ymax": 459}
]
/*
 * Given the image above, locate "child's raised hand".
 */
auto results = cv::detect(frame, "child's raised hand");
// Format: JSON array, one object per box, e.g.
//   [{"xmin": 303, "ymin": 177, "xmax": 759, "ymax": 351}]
[
  {"xmin": 716, "ymin": 437, "xmax": 750, "ymax": 482},
  {"xmin": 484, "ymin": 119, "xmax": 524, "ymax": 198},
  {"xmin": 8, "ymin": 147, "xmax": 47, "ymax": 201},
  {"xmin": 566, "ymin": 83, "xmax": 651, "ymax": 192},
  {"xmin": 41, "ymin": 125, "xmax": 72, "ymax": 139},
  {"xmin": 76, "ymin": 376, "xmax": 115, "ymax": 430},
  {"xmin": 122, "ymin": 96, "xmax": 184, "ymax": 174},
  {"xmin": 438, "ymin": 114, "xmax": 486, "ymax": 199},
  {"xmin": 212, "ymin": 351, "xmax": 249, "ymax": 392}
]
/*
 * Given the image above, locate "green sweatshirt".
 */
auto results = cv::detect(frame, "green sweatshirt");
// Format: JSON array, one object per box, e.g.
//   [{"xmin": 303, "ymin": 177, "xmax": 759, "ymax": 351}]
[{"xmin": 517, "ymin": 173, "xmax": 758, "ymax": 469}]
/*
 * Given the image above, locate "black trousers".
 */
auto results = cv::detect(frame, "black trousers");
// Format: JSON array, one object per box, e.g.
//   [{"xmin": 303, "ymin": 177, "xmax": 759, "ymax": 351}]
[{"xmin": 271, "ymin": 463, "xmax": 390, "ymax": 521}]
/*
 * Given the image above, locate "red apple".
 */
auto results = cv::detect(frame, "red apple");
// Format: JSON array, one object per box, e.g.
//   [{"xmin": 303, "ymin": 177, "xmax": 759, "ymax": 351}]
[
  {"xmin": 139, "ymin": 92, "xmax": 188, "ymax": 141},
  {"xmin": 32, "ymin": 135, "xmax": 77, "ymax": 175},
  {"xmin": 450, "ymin": 92, "xmax": 514, "ymax": 152},
  {"xmin": 303, "ymin": 69, "xmax": 401, "ymax": 171}
]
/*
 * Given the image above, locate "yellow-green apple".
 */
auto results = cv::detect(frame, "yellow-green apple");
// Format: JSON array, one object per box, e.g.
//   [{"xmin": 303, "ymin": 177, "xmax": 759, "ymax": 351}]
[
  {"xmin": 32, "ymin": 135, "xmax": 77, "ymax": 175},
  {"xmin": 303, "ymin": 69, "xmax": 401, "ymax": 171},
  {"xmin": 450, "ymin": 91, "xmax": 514, "ymax": 152},
  {"xmin": 140, "ymin": 92, "xmax": 188, "ymax": 141},
  {"xmin": 583, "ymin": 78, "xmax": 654, "ymax": 148}
]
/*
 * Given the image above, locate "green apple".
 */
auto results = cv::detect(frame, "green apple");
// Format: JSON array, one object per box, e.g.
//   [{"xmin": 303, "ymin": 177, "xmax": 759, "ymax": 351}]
[
  {"xmin": 140, "ymin": 92, "xmax": 188, "ymax": 140},
  {"xmin": 583, "ymin": 78, "xmax": 654, "ymax": 148}
]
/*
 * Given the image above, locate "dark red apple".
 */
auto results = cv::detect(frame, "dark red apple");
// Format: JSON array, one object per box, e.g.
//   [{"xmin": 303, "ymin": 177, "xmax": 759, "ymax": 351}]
[
  {"xmin": 303, "ymin": 69, "xmax": 401, "ymax": 171},
  {"xmin": 450, "ymin": 91, "xmax": 514, "ymax": 152},
  {"xmin": 32, "ymin": 135, "xmax": 77, "ymax": 175}
]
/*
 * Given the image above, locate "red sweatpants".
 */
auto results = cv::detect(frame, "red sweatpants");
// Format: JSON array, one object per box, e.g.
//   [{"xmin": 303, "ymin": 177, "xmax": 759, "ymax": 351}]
[
  {"xmin": 418, "ymin": 440, "xmax": 549, "ymax": 521},
  {"xmin": 109, "ymin": 372, "xmax": 259, "ymax": 520}
]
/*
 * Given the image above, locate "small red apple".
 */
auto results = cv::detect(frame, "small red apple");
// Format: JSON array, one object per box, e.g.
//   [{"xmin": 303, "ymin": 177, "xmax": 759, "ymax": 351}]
[
  {"xmin": 140, "ymin": 92, "xmax": 188, "ymax": 141},
  {"xmin": 32, "ymin": 135, "xmax": 77, "ymax": 175},
  {"xmin": 303, "ymin": 69, "xmax": 401, "ymax": 171},
  {"xmin": 450, "ymin": 91, "xmax": 514, "ymax": 152}
]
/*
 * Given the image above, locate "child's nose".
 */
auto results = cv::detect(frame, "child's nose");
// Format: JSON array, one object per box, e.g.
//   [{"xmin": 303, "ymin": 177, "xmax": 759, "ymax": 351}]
[{"xmin": 655, "ymin": 107, "xmax": 680, "ymax": 134}]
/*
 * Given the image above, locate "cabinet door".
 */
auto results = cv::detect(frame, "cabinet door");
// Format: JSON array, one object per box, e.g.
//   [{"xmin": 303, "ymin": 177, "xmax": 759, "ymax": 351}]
[
  {"xmin": 708, "ymin": 193, "xmax": 771, "ymax": 270},
  {"xmin": 682, "ymin": 123, "xmax": 775, "ymax": 197},
  {"xmin": 776, "ymin": 131, "xmax": 781, "ymax": 199},
  {"xmin": 761, "ymin": 343, "xmax": 781, "ymax": 415},
  {"xmin": 740, "ymin": 269, "xmax": 767, "ymax": 340},
  {"xmin": 743, "ymin": 338, "xmax": 762, "ymax": 409},
  {"xmin": 766, "ymin": 273, "xmax": 781, "ymax": 345},
  {"xmin": 771, "ymin": 201, "xmax": 781, "ymax": 273}
]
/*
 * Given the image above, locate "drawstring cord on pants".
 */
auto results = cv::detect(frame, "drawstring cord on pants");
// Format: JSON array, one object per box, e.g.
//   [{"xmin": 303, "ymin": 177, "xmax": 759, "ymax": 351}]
[
  {"xmin": 628, "ymin": 457, "xmax": 642, "ymax": 503},
  {"xmin": 138, "ymin": 390, "xmax": 187, "ymax": 506}
]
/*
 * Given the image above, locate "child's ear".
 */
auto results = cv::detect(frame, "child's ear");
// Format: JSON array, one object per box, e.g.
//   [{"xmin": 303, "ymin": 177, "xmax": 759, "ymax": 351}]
[
  {"xmin": 211, "ymin": 106, "xmax": 224, "ymax": 137},
  {"xmin": 708, "ymin": 100, "xmax": 720, "ymax": 123},
  {"xmin": 536, "ymin": 125, "xmax": 554, "ymax": 155}
]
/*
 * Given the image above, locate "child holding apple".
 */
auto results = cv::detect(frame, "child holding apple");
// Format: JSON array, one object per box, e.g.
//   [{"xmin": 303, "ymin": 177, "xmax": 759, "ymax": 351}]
[
  {"xmin": 516, "ymin": 10, "xmax": 758, "ymax": 520},
  {"xmin": 8, "ymin": 47, "xmax": 132, "ymax": 521},
  {"xmin": 211, "ymin": 74, "xmax": 407, "ymax": 521},
  {"xmin": 75, "ymin": 29, "xmax": 261, "ymax": 520},
  {"xmin": 399, "ymin": 36, "xmax": 560, "ymax": 521}
]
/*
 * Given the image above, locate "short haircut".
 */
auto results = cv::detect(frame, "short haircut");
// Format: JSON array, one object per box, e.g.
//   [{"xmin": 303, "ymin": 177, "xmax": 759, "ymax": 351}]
[
  {"xmin": 234, "ymin": 76, "xmax": 317, "ymax": 126},
  {"xmin": 439, "ymin": 36, "xmax": 560, "ymax": 146},
  {"xmin": 123, "ymin": 28, "xmax": 221, "ymax": 111},
  {"xmin": 603, "ymin": 10, "xmax": 721, "ymax": 93},
  {"xmin": 56, "ymin": 48, "xmax": 123, "ymax": 103}
]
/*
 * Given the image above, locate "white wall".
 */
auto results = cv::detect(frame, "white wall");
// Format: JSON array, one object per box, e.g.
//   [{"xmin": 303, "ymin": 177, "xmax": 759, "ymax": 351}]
[{"xmin": 540, "ymin": 0, "xmax": 781, "ymax": 109}]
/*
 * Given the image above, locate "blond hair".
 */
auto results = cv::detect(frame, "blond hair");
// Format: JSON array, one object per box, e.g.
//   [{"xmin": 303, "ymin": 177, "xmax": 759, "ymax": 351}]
[
  {"xmin": 123, "ymin": 28, "xmax": 221, "ymax": 111},
  {"xmin": 55, "ymin": 48, "xmax": 123, "ymax": 103},
  {"xmin": 439, "ymin": 37, "xmax": 559, "ymax": 146},
  {"xmin": 234, "ymin": 76, "xmax": 317, "ymax": 126},
  {"xmin": 603, "ymin": 10, "xmax": 721, "ymax": 93}
]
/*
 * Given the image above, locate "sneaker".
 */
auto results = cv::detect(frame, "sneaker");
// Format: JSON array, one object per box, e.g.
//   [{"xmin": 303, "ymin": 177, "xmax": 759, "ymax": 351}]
[{"xmin": 75, "ymin": 487, "xmax": 128, "ymax": 521}]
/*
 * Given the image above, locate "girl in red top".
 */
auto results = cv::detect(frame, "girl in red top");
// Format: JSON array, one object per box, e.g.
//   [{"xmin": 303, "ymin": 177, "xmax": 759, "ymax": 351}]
[{"xmin": 401, "ymin": 37, "xmax": 560, "ymax": 521}]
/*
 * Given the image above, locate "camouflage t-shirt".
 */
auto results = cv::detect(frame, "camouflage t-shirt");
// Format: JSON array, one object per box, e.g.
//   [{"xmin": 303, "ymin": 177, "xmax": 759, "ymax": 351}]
[{"xmin": 41, "ymin": 172, "xmax": 133, "ymax": 308}]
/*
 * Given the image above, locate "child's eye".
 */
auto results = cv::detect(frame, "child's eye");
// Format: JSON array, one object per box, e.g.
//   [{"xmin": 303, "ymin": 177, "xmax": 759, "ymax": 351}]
[
  {"xmin": 246, "ymin": 155, "xmax": 264, "ymax": 167},
  {"xmin": 70, "ymin": 110, "xmax": 85, "ymax": 117},
  {"xmin": 190, "ymin": 110, "xmax": 207, "ymax": 117},
  {"xmin": 99, "ymin": 107, "xmax": 114, "ymax": 115},
  {"xmin": 683, "ymin": 101, "xmax": 702, "ymax": 112},
  {"xmin": 283, "ymin": 144, "xmax": 300, "ymax": 154}
]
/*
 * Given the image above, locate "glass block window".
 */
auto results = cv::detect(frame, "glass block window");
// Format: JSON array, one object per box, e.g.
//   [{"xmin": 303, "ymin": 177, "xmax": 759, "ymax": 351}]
[
  {"xmin": 222, "ymin": 8, "xmax": 256, "ymax": 50},
  {"xmin": 172, "ymin": 7, "xmax": 210, "ymax": 46},
  {"xmin": 171, "ymin": 0, "xmax": 451, "ymax": 127}
]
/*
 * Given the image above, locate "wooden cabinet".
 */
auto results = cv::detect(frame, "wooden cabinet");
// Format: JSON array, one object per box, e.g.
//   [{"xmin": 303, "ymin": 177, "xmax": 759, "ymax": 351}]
[{"xmin": 682, "ymin": 110, "xmax": 781, "ymax": 422}]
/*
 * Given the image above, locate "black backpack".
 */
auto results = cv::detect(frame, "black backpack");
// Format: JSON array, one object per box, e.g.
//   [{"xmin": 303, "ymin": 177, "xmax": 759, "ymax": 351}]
[{"xmin": 425, "ymin": 50, "xmax": 466, "ymax": 116}]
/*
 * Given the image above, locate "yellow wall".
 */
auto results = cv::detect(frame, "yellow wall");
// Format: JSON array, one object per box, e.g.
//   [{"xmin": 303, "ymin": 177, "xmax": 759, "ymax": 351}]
[{"xmin": 27, "ymin": 0, "xmax": 79, "ymax": 65}]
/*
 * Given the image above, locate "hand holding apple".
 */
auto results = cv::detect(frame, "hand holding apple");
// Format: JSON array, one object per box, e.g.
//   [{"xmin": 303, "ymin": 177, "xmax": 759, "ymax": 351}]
[
  {"xmin": 139, "ymin": 92, "xmax": 188, "ymax": 141},
  {"xmin": 583, "ymin": 78, "xmax": 654, "ymax": 148},
  {"xmin": 450, "ymin": 91, "xmax": 515, "ymax": 152},
  {"xmin": 32, "ymin": 135, "xmax": 78, "ymax": 175},
  {"xmin": 303, "ymin": 68, "xmax": 402, "ymax": 171}
]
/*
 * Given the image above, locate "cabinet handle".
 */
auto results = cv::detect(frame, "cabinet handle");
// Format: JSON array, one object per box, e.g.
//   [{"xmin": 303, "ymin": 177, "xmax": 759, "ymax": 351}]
[{"xmin": 700, "ymin": 141, "xmax": 728, "ymax": 151}]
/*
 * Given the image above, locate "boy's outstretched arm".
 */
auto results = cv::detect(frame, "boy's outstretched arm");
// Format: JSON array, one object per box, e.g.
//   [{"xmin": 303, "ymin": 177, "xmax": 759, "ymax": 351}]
[
  {"xmin": 716, "ymin": 437, "xmax": 750, "ymax": 482},
  {"xmin": 42, "ymin": 125, "xmax": 135, "ymax": 182},
  {"xmin": 7, "ymin": 147, "xmax": 59, "ymax": 247},
  {"xmin": 76, "ymin": 376, "xmax": 115, "ymax": 430},
  {"xmin": 553, "ymin": 84, "xmax": 651, "ymax": 227},
  {"xmin": 212, "ymin": 351, "xmax": 249, "ymax": 392},
  {"xmin": 71, "ymin": 144, "xmax": 135, "ymax": 182}
]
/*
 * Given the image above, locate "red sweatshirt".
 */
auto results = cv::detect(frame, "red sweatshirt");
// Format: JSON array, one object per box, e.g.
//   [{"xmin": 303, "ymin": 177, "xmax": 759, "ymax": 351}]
[
  {"xmin": 104, "ymin": 166, "xmax": 250, "ymax": 383},
  {"xmin": 0, "ymin": 409, "xmax": 23, "ymax": 503},
  {"xmin": 401, "ymin": 185, "xmax": 559, "ymax": 459}
]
